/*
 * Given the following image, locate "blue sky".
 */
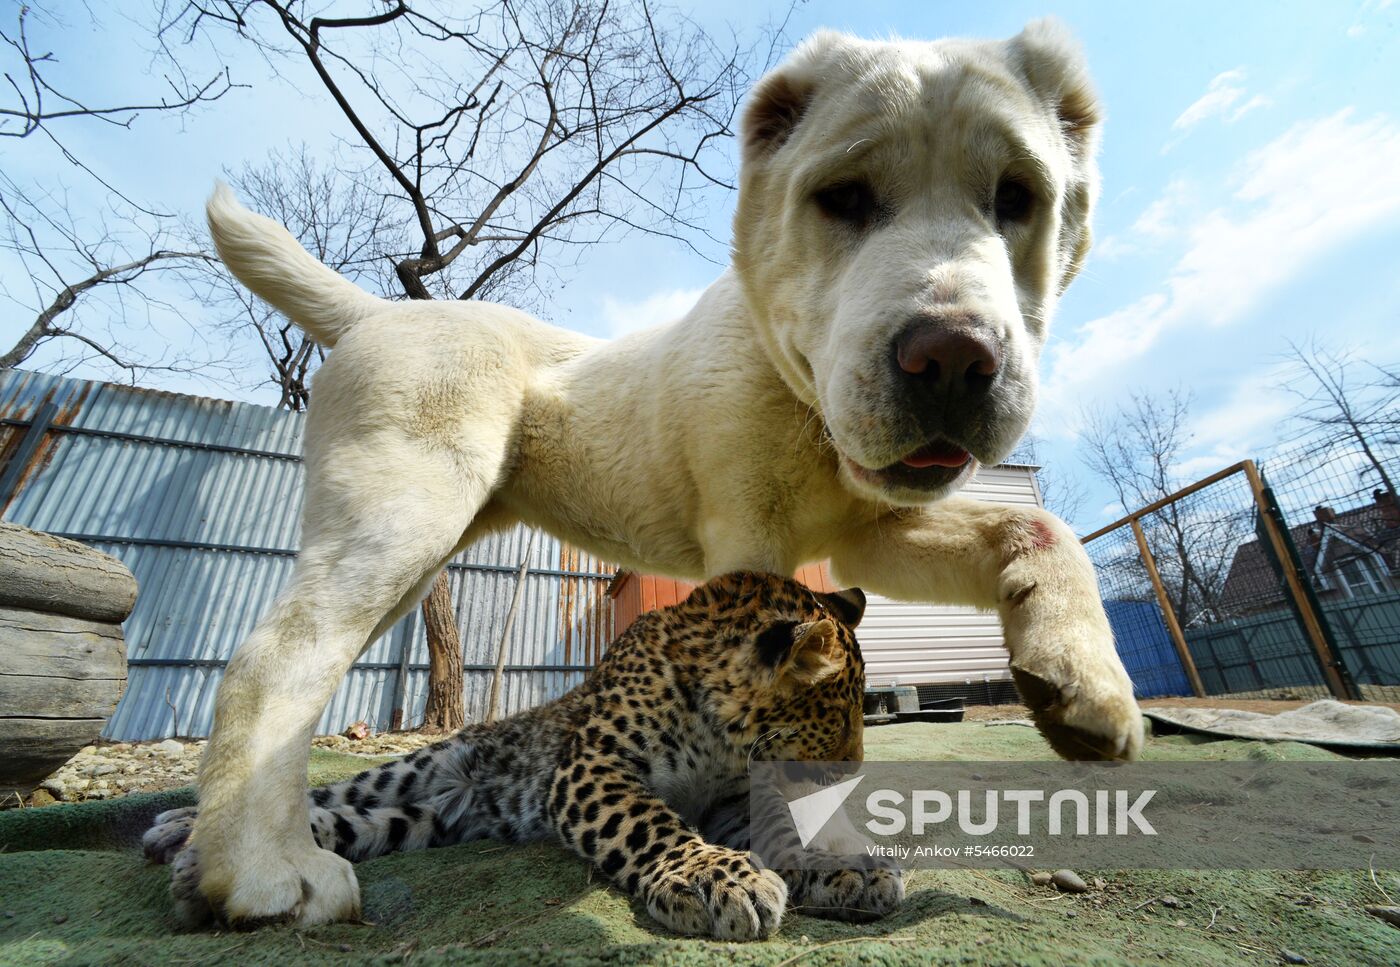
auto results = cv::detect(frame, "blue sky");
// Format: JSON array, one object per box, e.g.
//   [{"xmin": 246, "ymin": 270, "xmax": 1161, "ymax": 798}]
[{"xmin": 4, "ymin": 0, "xmax": 1399, "ymax": 533}]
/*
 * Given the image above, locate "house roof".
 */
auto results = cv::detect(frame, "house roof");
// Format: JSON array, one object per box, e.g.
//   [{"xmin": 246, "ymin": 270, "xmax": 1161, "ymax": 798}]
[{"xmin": 1217, "ymin": 495, "xmax": 1400, "ymax": 614}]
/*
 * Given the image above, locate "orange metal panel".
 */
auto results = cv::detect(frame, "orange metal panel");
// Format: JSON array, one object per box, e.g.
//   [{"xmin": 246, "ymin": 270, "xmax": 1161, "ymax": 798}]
[{"xmin": 610, "ymin": 562, "xmax": 846, "ymax": 641}]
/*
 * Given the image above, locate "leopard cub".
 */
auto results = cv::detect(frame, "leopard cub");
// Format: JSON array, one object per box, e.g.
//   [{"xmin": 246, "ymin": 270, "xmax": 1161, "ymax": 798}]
[{"xmin": 145, "ymin": 571, "xmax": 903, "ymax": 939}]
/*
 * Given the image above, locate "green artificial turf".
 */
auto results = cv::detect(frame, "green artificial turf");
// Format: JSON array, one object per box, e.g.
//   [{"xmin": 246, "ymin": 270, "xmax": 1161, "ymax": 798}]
[{"xmin": 2, "ymin": 726, "xmax": 1396, "ymax": 966}]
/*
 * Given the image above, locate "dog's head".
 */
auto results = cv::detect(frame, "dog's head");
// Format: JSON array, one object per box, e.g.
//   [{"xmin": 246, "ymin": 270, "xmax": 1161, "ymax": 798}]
[{"xmin": 733, "ymin": 20, "xmax": 1100, "ymax": 504}]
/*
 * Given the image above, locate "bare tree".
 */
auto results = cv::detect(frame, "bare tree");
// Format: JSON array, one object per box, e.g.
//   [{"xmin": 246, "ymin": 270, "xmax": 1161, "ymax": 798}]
[
  {"xmin": 160, "ymin": 0, "xmax": 757, "ymax": 306},
  {"xmin": 161, "ymin": 0, "xmax": 773, "ymax": 730},
  {"xmin": 203, "ymin": 147, "xmax": 408, "ymax": 408},
  {"xmin": 1080, "ymin": 390, "xmax": 1244, "ymax": 625},
  {"xmin": 1280, "ymin": 339, "xmax": 1398, "ymax": 497},
  {"xmin": 0, "ymin": 176, "xmax": 216, "ymax": 373},
  {"xmin": 0, "ymin": 3, "xmax": 236, "ymax": 380},
  {"xmin": 1007, "ymin": 434, "xmax": 1087, "ymax": 526}
]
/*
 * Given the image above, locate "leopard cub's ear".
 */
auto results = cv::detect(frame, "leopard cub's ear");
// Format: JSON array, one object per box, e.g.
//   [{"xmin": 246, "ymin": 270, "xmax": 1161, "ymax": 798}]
[
  {"xmin": 820, "ymin": 587, "xmax": 866, "ymax": 627},
  {"xmin": 755, "ymin": 619, "xmax": 841, "ymax": 685}
]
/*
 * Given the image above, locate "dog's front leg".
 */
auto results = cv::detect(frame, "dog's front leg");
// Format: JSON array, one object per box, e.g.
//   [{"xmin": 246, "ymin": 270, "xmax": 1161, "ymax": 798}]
[{"xmin": 830, "ymin": 498, "xmax": 1143, "ymax": 760}]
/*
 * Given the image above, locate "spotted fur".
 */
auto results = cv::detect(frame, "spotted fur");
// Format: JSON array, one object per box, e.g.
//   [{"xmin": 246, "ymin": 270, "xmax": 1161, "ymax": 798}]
[{"xmin": 145, "ymin": 572, "xmax": 903, "ymax": 939}]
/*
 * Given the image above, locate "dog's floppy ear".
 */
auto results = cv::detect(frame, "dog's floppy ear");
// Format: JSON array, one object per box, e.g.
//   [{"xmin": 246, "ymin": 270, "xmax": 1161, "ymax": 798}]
[
  {"xmin": 1008, "ymin": 19, "xmax": 1101, "ymax": 151},
  {"xmin": 741, "ymin": 31, "xmax": 847, "ymax": 159},
  {"xmin": 1007, "ymin": 18, "xmax": 1102, "ymax": 290}
]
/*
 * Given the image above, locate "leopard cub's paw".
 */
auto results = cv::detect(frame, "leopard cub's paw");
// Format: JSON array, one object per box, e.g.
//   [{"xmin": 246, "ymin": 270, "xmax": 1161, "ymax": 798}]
[
  {"xmin": 795, "ymin": 866, "xmax": 905, "ymax": 922},
  {"xmin": 644, "ymin": 849, "xmax": 787, "ymax": 940}
]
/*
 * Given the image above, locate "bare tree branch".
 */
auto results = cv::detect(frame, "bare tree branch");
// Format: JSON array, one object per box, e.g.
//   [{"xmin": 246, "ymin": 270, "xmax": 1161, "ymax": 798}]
[
  {"xmin": 1079, "ymin": 389, "xmax": 1244, "ymax": 625},
  {"xmin": 1279, "ymin": 338, "xmax": 1398, "ymax": 497},
  {"xmin": 161, "ymin": 0, "xmax": 759, "ymax": 308},
  {"xmin": 0, "ymin": 5, "xmax": 235, "ymax": 140}
]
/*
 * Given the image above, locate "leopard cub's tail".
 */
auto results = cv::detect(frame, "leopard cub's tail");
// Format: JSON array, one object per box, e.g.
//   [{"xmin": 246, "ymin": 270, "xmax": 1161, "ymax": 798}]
[{"xmin": 205, "ymin": 182, "xmax": 383, "ymax": 348}]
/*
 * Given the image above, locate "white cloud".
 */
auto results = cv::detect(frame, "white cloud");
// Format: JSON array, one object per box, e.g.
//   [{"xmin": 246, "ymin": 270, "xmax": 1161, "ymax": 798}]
[
  {"xmin": 1172, "ymin": 69, "xmax": 1250, "ymax": 131},
  {"xmin": 1165, "ymin": 70, "xmax": 1270, "ymax": 151},
  {"xmin": 1349, "ymin": 0, "xmax": 1398, "ymax": 37},
  {"xmin": 599, "ymin": 287, "xmax": 706, "ymax": 338},
  {"xmin": 1042, "ymin": 109, "xmax": 1400, "ymax": 427},
  {"xmin": 1095, "ymin": 179, "xmax": 1195, "ymax": 260}
]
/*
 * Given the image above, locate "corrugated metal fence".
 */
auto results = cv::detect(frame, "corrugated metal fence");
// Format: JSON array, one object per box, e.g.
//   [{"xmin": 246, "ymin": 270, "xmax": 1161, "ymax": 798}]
[{"xmin": 0, "ymin": 369, "xmax": 614, "ymax": 740}]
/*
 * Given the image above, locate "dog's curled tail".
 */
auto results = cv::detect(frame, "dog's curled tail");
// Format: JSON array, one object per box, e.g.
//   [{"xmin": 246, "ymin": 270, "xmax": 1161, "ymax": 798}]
[{"xmin": 206, "ymin": 182, "xmax": 381, "ymax": 348}]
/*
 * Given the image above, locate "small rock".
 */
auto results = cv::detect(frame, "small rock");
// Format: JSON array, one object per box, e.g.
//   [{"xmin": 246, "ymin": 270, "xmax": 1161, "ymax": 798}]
[
  {"xmin": 155, "ymin": 739, "xmax": 185, "ymax": 757},
  {"xmin": 338, "ymin": 944, "xmax": 353, "ymax": 953},
  {"xmin": 1030, "ymin": 872, "xmax": 1053, "ymax": 887},
  {"xmin": 1174, "ymin": 919, "xmax": 1187, "ymax": 928},
  {"xmin": 1065, "ymin": 910, "xmax": 1078, "ymax": 918},
  {"xmin": 1051, "ymin": 870, "xmax": 1089, "ymax": 894},
  {"xmin": 53, "ymin": 914, "xmax": 67, "ymax": 924},
  {"xmin": 1092, "ymin": 877, "xmax": 1106, "ymax": 891},
  {"xmin": 28, "ymin": 789, "xmax": 57, "ymax": 807},
  {"xmin": 1161, "ymin": 895, "xmax": 1182, "ymax": 909},
  {"xmin": 1364, "ymin": 905, "xmax": 1400, "ymax": 928},
  {"xmin": 1279, "ymin": 951, "xmax": 1308, "ymax": 965}
]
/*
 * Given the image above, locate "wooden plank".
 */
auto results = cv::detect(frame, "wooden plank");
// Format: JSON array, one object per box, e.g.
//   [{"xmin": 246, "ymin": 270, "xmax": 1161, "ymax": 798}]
[
  {"xmin": 0, "ymin": 717, "xmax": 108, "ymax": 797},
  {"xmin": 1081, "ymin": 462, "xmax": 1250, "ymax": 543},
  {"xmin": 0, "ymin": 521, "xmax": 138, "ymax": 622},
  {"xmin": 0, "ymin": 673, "xmax": 122, "ymax": 719},
  {"xmin": 1130, "ymin": 519, "xmax": 1206, "ymax": 697},
  {"xmin": 0, "ymin": 607, "xmax": 127, "ymax": 680}
]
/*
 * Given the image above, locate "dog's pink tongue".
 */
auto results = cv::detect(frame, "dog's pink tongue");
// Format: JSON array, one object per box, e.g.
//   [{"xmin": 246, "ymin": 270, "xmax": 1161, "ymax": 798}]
[{"xmin": 901, "ymin": 442, "xmax": 970, "ymax": 469}]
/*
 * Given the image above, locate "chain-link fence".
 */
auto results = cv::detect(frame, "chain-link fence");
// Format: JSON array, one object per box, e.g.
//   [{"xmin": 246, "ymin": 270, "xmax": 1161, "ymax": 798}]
[{"xmin": 1082, "ymin": 446, "xmax": 1400, "ymax": 702}]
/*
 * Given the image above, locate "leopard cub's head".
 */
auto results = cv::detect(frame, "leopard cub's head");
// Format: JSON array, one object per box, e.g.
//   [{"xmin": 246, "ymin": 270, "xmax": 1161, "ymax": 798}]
[{"xmin": 681, "ymin": 571, "xmax": 868, "ymax": 763}]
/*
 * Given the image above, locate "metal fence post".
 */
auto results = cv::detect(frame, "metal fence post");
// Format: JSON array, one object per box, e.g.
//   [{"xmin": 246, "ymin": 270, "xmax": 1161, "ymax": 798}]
[
  {"xmin": 1242, "ymin": 460, "xmax": 1360, "ymax": 701},
  {"xmin": 1129, "ymin": 518, "xmax": 1207, "ymax": 697},
  {"xmin": 486, "ymin": 530, "xmax": 538, "ymax": 723}
]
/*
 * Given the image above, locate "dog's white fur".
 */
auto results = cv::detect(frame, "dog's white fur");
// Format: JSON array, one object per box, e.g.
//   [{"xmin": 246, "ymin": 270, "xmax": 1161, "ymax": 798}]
[{"xmin": 188, "ymin": 21, "xmax": 1141, "ymax": 927}]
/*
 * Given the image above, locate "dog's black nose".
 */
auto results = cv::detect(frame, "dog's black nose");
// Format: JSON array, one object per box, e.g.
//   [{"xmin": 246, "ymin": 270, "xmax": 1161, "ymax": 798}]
[{"xmin": 893, "ymin": 320, "xmax": 1001, "ymax": 412}]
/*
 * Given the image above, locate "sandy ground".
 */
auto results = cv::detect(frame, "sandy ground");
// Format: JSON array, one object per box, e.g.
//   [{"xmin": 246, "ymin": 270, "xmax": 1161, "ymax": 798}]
[
  {"xmin": 963, "ymin": 697, "xmax": 1400, "ymax": 723},
  {"xmin": 3, "ymin": 724, "xmax": 1397, "ymax": 966},
  {"xmin": 19, "ymin": 732, "xmax": 445, "ymax": 806},
  {"xmin": 18, "ymin": 697, "xmax": 1400, "ymax": 808}
]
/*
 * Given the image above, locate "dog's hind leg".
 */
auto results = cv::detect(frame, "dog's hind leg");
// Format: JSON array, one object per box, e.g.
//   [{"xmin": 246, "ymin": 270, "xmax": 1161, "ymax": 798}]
[{"xmin": 183, "ymin": 376, "xmax": 515, "ymax": 928}]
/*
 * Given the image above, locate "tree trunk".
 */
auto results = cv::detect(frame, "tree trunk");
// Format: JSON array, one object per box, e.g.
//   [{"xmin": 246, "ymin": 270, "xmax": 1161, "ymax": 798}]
[{"xmin": 419, "ymin": 572, "xmax": 463, "ymax": 732}]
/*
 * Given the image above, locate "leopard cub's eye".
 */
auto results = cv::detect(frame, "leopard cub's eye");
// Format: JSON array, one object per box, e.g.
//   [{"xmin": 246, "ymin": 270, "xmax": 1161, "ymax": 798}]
[
  {"xmin": 814, "ymin": 181, "xmax": 878, "ymax": 228},
  {"xmin": 993, "ymin": 178, "xmax": 1035, "ymax": 225}
]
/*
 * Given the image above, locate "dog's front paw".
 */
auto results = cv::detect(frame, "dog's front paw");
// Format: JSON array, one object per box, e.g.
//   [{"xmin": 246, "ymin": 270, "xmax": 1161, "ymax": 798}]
[
  {"xmin": 793, "ymin": 866, "xmax": 905, "ymax": 922},
  {"xmin": 1010, "ymin": 656, "xmax": 1142, "ymax": 761},
  {"xmin": 144, "ymin": 806, "xmax": 199, "ymax": 865},
  {"xmin": 165, "ymin": 836, "xmax": 360, "ymax": 930},
  {"xmin": 217, "ymin": 846, "xmax": 360, "ymax": 928},
  {"xmin": 643, "ymin": 847, "xmax": 787, "ymax": 940}
]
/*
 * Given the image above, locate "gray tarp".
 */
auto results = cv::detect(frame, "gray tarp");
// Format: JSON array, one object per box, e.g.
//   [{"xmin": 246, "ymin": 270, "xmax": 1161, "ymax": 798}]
[{"xmin": 1145, "ymin": 700, "xmax": 1400, "ymax": 751}]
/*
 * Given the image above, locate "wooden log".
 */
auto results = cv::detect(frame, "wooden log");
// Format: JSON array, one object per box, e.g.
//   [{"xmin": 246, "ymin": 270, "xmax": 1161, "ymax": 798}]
[
  {"xmin": 0, "ymin": 605, "xmax": 127, "ymax": 798},
  {"xmin": 0, "ymin": 521, "xmax": 138, "ymax": 623}
]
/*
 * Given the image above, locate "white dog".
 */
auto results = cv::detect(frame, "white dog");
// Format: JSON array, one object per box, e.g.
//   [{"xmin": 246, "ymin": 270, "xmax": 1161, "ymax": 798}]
[{"xmin": 189, "ymin": 20, "xmax": 1141, "ymax": 926}]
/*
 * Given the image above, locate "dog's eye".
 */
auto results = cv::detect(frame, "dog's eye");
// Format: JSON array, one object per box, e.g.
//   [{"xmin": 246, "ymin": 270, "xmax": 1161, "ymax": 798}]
[
  {"xmin": 814, "ymin": 181, "xmax": 878, "ymax": 228},
  {"xmin": 993, "ymin": 179, "xmax": 1035, "ymax": 225}
]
